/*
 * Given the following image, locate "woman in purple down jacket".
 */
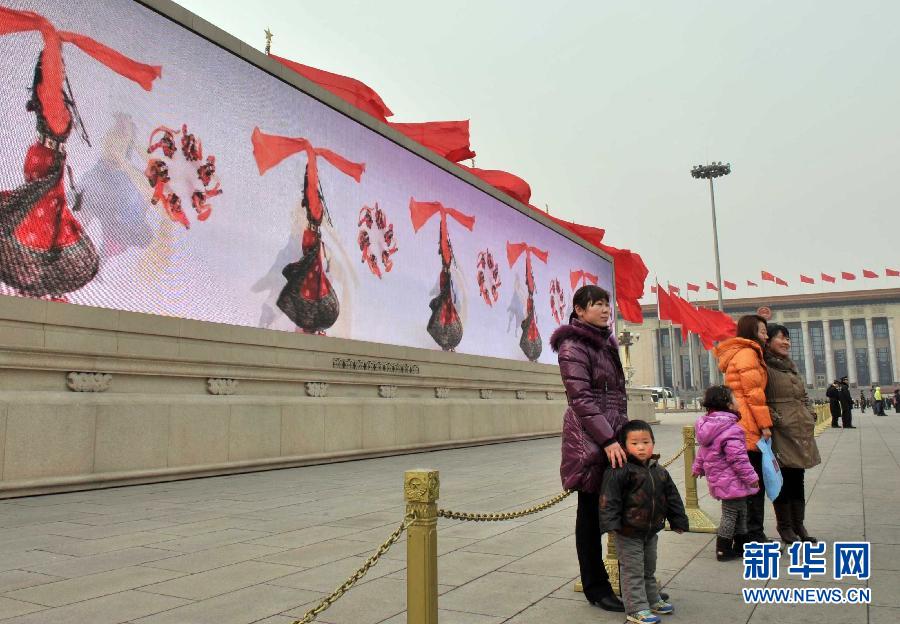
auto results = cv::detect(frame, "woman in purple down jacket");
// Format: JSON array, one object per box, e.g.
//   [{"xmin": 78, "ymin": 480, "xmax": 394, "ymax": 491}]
[
  {"xmin": 692, "ymin": 385, "xmax": 760, "ymax": 562},
  {"xmin": 550, "ymin": 285, "xmax": 628, "ymax": 613}
]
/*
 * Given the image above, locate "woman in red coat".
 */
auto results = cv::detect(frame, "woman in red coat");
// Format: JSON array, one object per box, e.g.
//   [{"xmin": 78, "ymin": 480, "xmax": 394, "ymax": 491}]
[{"xmin": 550, "ymin": 285, "xmax": 628, "ymax": 612}]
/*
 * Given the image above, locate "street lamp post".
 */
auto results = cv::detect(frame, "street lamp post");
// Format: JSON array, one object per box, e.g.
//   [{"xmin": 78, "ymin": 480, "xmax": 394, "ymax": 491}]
[
  {"xmin": 690, "ymin": 162, "xmax": 731, "ymax": 314},
  {"xmin": 691, "ymin": 162, "xmax": 730, "ymax": 385}
]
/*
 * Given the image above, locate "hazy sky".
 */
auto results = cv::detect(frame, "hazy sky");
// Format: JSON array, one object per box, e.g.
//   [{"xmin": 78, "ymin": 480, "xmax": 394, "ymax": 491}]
[{"xmin": 174, "ymin": 0, "xmax": 898, "ymax": 301}]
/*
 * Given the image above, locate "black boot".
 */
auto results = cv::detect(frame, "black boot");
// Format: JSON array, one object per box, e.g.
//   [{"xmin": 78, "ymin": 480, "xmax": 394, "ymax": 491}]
[
  {"xmin": 790, "ymin": 500, "xmax": 817, "ymax": 543},
  {"xmin": 773, "ymin": 501, "xmax": 799, "ymax": 545},
  {"xmin": 716, "ymin": 536, "xmax": 740, "ymax": 561},
  {"xmin": 732, "ymin": 533, "xmax": 750, "ymax": 555}
]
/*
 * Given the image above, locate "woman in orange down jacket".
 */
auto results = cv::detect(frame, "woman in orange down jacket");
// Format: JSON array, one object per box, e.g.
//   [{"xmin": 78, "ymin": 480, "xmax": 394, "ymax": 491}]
[{"xmin": 714, "ymin": 314, "xmax": 771, "ymax": 546}]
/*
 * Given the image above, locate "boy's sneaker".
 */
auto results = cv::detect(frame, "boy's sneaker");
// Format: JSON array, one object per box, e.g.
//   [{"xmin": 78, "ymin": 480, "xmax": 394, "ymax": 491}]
[
  {"xmin": 626, "ymin": 610, "xmax": 661, "ymax": 624},
  {"xmin": 650, "ymin": 600, "xmax": 674, "ymax": 614}
]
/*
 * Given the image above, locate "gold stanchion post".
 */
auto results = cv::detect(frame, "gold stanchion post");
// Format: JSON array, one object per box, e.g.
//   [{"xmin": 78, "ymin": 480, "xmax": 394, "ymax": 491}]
[
  {"xmin": 682, "ymin": 425, "xmax": 717, "ymax": 533},
  {"xmin": 405, "ymin": 469, "xmax": 439, "ymax": 624}
]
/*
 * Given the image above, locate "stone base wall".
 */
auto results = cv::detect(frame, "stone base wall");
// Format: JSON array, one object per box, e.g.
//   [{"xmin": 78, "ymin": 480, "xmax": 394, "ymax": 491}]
[{"xmin": 0, "ymin": 297, "xmax": 651, "ymax": 497}]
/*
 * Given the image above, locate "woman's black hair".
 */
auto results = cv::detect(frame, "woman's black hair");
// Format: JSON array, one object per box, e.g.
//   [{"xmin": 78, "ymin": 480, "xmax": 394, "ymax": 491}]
[
  {"xmin": 569, "ymin": 285, "xmax": 610, "ymax": 323},
  {"xmin": 618, "ymin": 419, "xmax": 655, "ymax": 446},
  {"xmin": 702, "ymin": 385, "xmax": 733, "ymax": 412},
  {"xmin": 766, "ymin": 323, "xmax": 789, "ymax": 343}
]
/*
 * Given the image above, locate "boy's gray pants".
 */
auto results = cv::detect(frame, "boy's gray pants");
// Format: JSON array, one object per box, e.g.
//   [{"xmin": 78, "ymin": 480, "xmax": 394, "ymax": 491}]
[{"xmin": 614, "ymin": 531, "xmax": 660, "ymax": 615}]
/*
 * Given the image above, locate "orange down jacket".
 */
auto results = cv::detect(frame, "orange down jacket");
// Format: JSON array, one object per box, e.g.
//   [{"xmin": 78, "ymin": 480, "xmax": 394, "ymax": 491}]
[{"xmin": 714, "ymin": 338, "xmax": 772, "ymax": 451}]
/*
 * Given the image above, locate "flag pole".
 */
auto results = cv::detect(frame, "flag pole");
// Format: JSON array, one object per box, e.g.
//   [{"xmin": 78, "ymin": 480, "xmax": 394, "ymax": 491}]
[
  {"xmin": 686, "ymin": 288, "xmax": 696, "ymax": 391},
  {"xmin": 666, "ymin": 282, "xmax": 678, "ymax": 400}
]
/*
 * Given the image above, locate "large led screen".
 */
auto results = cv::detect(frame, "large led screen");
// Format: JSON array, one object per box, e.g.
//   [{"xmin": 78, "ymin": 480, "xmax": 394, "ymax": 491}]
[{"xmin": 0, "ymin": 0, "xmax": 613, "ymax": 364}]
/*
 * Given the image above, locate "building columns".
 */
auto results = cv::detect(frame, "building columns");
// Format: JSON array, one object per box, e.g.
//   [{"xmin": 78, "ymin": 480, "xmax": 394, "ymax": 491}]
[
  {"xmin": 690, "ymin": 334, "xmax": 701, "ymax": 390},
  {"xmin": 889, "ymin": 318, "xmax": 899, "ymax": 383},
  {"xmin": 844, "ymin": 318, "xmax": 858, "ymax": 384},
  {"xmin": 801, "ymin": 320, "xmax": 816, "ymax": 386},
  {"xmin": 865, "ymin": 317, "xmax": 879, "ymax": 384}
]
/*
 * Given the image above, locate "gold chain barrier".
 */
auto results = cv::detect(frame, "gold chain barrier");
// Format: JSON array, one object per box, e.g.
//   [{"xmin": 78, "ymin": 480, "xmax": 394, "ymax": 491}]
[
  {"xmin": 292, "ymin": 514, "xmax": 414, "ymax": 624},
  {"xmin": 293, "ymin": 436, "xmax": 707, "ymax": 623},
  {"xmin": 437, "ymin": 490, "xmax": 573, "ymax": 522}
]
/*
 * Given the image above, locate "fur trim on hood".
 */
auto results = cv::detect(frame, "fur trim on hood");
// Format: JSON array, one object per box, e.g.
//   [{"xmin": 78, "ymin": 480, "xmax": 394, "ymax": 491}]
[{"xmin": 550, "ymin": 320, "xmax": 618, "ymax": 353}]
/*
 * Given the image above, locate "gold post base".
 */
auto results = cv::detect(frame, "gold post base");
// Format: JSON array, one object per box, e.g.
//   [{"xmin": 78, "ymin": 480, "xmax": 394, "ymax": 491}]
[{"xmin": 685, "ymin": 506, "xmax": 718, "ymax": 533}]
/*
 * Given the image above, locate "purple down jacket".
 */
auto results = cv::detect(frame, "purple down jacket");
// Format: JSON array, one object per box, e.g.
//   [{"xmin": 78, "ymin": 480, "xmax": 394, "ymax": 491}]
[
  {"xmin": 692, "ymin": 410, "xmax": 760, "ymax": 501},
  {"xmin": 551, "ymin": 320, "xmax": 628, "ymax": 493}
]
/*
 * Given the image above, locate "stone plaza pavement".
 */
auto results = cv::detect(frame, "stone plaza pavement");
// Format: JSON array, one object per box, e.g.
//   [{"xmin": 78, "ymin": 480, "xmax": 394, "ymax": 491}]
[{"xmin": 0, "ymin": 410, "xmax": 897, "ymax": 624}]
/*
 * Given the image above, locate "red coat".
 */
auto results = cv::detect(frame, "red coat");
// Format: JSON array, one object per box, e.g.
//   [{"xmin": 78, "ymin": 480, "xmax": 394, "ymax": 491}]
[{"xmin": 550, "ymin": 320, "xmax": 628, "ymax": 493}]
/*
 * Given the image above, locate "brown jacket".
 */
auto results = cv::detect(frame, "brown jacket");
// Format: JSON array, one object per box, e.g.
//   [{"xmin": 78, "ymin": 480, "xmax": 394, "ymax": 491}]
[
  {"xmin": 764, "ymin": 353, "xmax": 821, "ymax": 470},
  {"xmin": 715, "ymin": 338, "xmax": 772, "ymax": 451}
]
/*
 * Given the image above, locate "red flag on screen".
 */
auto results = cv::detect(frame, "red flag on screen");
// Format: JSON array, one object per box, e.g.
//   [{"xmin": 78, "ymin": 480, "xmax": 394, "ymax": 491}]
[
  {"xmin": 863, "ymin": 269, "xmax": 878, "ymax": 278},
  {"xmin": 724, "ymin": 280, "xmax": 736, "ymax": 290},
  {"xmin": 842, "ymin": 271, "xmax": 856, "ymax": 280},
  {"xmin": 747, "ymin": 280, "xmax": 758, "ymax": 287},
  {"xmin": 821, "ymin": 273, "xmax": 836, "ymax": 283},
  {"xmin": 687, "ymin": 283, "xmax": 700, "ymax": 292},
  {"xmin": 706, "ymin": 281, "xmax": 718, "ymax": 291},
  {"xmin": 596, "ymin": 243, "xmax": 648, "ymax": 323},
  {"xmin": 270, "ymin": 54, "xmax": 393, "ymax": 121},
  {"xmin": 458, "ymin": 164, "xmax": 531, "ymax": 205},
  {"xmin": 800, "ymin": 275, "xmax": 814, "ymax": 284},
  {"xmin": 775, "ymin": 277, "xmax": 788, "ymax": 286},
  {"xmin": 387, "ymin": 120, "xmax": 476, "ymax": 162},
  {"xmin": 761, "ymin": 271, "xmax": 776, "ymax": 282},
  {"xmin": 887, "ymin": 268, "xmax": 900, "ymax": 277}
]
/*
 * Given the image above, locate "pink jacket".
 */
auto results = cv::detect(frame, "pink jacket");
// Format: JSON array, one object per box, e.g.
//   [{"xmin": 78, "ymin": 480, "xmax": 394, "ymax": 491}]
[{"xmin": 692, "ymin": 411, "xmax": 760, "ymax": 501}]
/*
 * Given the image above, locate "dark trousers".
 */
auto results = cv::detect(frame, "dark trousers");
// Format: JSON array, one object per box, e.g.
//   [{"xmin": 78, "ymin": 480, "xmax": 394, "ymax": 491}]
[
  {"xmin": 774, "ymin": 466, "xmax": 805, "ymax": 504},
  {"xmin": 830, "ymin": 402, "xmax": 841, "ymax": 427},
  {"xmin": 841, "ymin": 404, "xmax": 853, "ymax": 427},
  {"xmin": 576, "ymin": 491, "xmax": 613, "ymax": 600},
  {"xmin": 746, "ymin": 450, "xmax": 767, "ymax": 540},
  {"xmin": 874, "ymin": 400, "xmax": 884, "ymax": 416}
]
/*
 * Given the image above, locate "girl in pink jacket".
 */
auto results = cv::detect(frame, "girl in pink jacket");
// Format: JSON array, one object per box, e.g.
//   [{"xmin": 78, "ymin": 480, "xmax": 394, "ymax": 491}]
[{"xmin": 692, "ymin": 386, "xmax": 760, "ymax": 562}]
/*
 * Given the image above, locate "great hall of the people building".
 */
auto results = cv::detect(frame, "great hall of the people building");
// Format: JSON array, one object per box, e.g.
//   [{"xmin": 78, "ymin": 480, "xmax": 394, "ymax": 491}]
[{"xmin": 622, "ymin": 288, "xmax": 900, "ymax": 399}]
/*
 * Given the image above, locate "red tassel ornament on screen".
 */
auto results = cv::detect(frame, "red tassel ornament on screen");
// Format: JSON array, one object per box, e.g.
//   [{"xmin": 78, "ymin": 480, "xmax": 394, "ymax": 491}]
[
  {"xmin": 569, "ymin": 269, "xmax": 598, "ymax": 291},
  {"xmin": 251, "ymin": 128, "xmax": 365, "ymax": 334},
  {"xmin": 508, "ymin": 241, "xmax": 549, "ymax": 362},
  {"xmin": 0, "ymin": 7, "xmax": 161, "ymax": 299},
  {"xmin": 409, "ymin": 199, "xmax": 475, "ymax": 351}
]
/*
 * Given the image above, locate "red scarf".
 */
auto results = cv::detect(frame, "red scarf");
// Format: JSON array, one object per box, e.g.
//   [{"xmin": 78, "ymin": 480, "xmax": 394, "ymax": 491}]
[
  {"xmin": 0, "ymin": 7, "xmax": 161, "ymax": 135},
  {"xmin": 569, "ymin": 269, "xmax": 598, "ymax": 290},
  {"xmin": 409, "ymin": 199, "xmax": 475, "ymax": 266},
  {"xmin": 251, "ymin": 127, "xmax": 365, "ymax": 222}
]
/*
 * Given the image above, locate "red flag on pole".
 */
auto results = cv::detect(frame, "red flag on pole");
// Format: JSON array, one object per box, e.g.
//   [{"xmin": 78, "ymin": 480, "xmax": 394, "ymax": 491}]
[
  {"xmin": 841, "ymin": 271, "xmax": 856, "ymax": 280},
  {"xmin": 687, "ymin": 283, "xmax": 700, "ymax": 292},
  {"xmin": 656, "ymin": 285, "xmax": 681, "ymax": 327},
  {"xmin": 723, "ymin": 280, "xmax": 737, "ymax": 290},
  {"xmin": 800, "ymin": 275, "xmax": 814, "ymax": 284},
  {"xmin": 695, "ymin": 306, "xmax": 737, "ymax": 342},
  {"xmin": 761, "ymin": 271, "xmax": 776, "ymax": 282},
  {"xmin": 746, "ymin": 280, "xmax": 758, "ymax": 287},
  {"xmin": 887, "ymin": 268, "xmax": 900, "ymax": 277},
  {"xmin": 706, "ymin": 281, "xmax": 718, "ymax": 291},
  {"xmin": 821, "ymin": 273, "xmax": 836, "ymax": 283},
  {"xmin": 669, "ymin": 284, "xmax": 681, "ymax": 295},
  {"xmin": 863, "ymin": 269, "xmax": 878, "ymax": 278},
  {"xmin": 651, "ymin": 285, "xmax": 658, "ymax": 294},
  {"xmin": 775, "ymin": 277, "xmax": 788, "ymax": 286}
]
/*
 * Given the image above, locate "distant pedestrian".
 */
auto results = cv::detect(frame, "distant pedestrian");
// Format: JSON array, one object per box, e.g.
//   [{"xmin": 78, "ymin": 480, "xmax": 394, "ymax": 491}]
[
  {"xmin": 600, "ymin": 420, "xmax": 689, "ymax": 624},
  {"xmin": 839, "ymin": 377, "xmax": 855, "ymax": 428},
  {"xmin": 859, "ymin": 391, "xmax": 866, "ymax": 413},
  {"xmin": 894, "ymin": 389, "xmax": 900, "ymax": 413},
  {"xmin": 764, "ymin": 323, "xmax": 821, "ymax": 545},
  {"xmin": 826, "ymin": 381, "xmax": 842, "ymax": 427},
  {"xmin": 714, "ymin": 314, "xmax": 772, "ymax": 542},
  {"xmin": 692, "ymin": 386, "xmax": 759, "ymax": 561},
  {"xmin": 551, "ymin": 285, "xmax": 627, "ymax": 613}
]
